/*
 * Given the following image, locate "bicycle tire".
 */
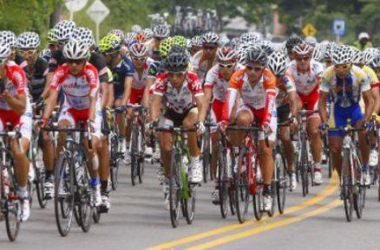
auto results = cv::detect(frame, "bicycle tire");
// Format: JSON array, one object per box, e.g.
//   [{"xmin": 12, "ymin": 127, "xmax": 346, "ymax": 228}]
[
  {"xmin": 5, "ymin": 199, "xmax": 20, "ymax": 242},
  {"xmin": 92, "ymin": 207, "xmax": 101, "ymax": 223},
  {"xmin": 342, "ymin": 150, "xmax": 353, "ymax": 222},
  {"xmin": 131, "ymin": 123, "xmax": 139, "ymax": 186},
  {"xmin": 138, "ymin": 129, "xmax": 145, "ymax": 184},
  {"xmin": 110, "ymin": 135, "xmax": 119, "ymax": 191},
  {"xmin": 32, "ymin": 145, "xmax": 47, "ymax": 208},
  {"xmin": 54, "ymin": 153, "xmax": 74, "ymax": 236},
  {"xmin": 218, "ymin": 144, "xmax": 228, "ymax": 219},
  {"xmin": 253, "ymin": 154, "xmax": 264, "ymax": 221},
  {"xmin": 276, "ymin": 152, "xmax": 287, "ymax": 214},
  {"xmin": 202, "ymin": 128, "xmax": 211, "ymax": 183},
  {"xmin": 235, "ymin": 148, "xmax": 250, "ymax": 223},
  {"xmin": 184, "ymin": 184, "xmax": 197, "ymax": 224},
  {"xmin": 300, "ymin": 135, "xmax": 308, "ymax": 197},
  {"xmin": 77, "ymin": 158, "xmax": 92, "ymax": 232},
  {"xmin": 228, "ymin": 149, "xmax": 236, "ymax": 216},
  {"xmin": 169, "ymin": 150, "xmax": 181, "ymax": 228}
]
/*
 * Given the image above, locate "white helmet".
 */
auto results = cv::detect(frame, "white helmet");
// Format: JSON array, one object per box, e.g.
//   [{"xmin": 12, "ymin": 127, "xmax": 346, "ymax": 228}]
[
  {"xmin": 71, "ymin": 27, "xmax": 95, "ymax": 47},
  {"xmin": 0, "ymin": 31, "xmax": 17, "ymax": 47},
  {"xmin": 240, "ymin": 32, "xmax": 262, "ymax": 44},
  {"xmin": 313, "ymin": 43, "xmax": 326, "ymax": 62},
  {"xmin": 54, "ymin": 20, "xmax": 76, "ymax": 42},
  {"xmin": 352, "ymin": 49, "xmax": 367, "ymax": 64},
  {"xmin": 107, "ymin": 29, "xmax": 125, "ymax": 42},
  {"xmin": 0, "ymin": 41, "xmax": 11, "ymax": 59},
  {"xmin": 364, "ymin": 48, "xmax": 380, "ymax": 63},
  {"xmin": 305, "ymin": 36, "xmax": 318, "ymax": 47},
  {"xmin": 331, "ymin": 45, "xmax": 353, "ymax": 65},
  {"xmin": 371, "ymin": 56, "xmax": 380, "ymax": 68},
  {"xmin": 63, "ymin": 40, "xmax": 90, "ymax": 60},
  {"xmin": 17, "ymin": 32, "xmax": 41, "ymax": 49},
  {"xmin": 358, "ymin": 32, "xmax": 370, "ymax": 40},
  {"xmin": 143, "ymin": 28, "xmax": 153, "ymax": 40},
  {"xmin": 218, "ymin": 35, "xmax": 230, "ymax": 47},
  {"xmin": 153, "ymin": 25, "xmax": 170, "ymax": 38},
  {"xmin": 216, "ymin": 46, "xmax": 237, "ymax": 62},
  {"xmin": 292, "ymin": 43, "xmax": 314, "ymax": 56},
  {"xmin": 190, "ymin": 36, "xmax": 202, "ymax": 47},
  {"xmin": 131, "ymin": 25, "xmax": 142, "ymax": 34},
  {"xmin": 129, "ymin": 43, "xmax": 149, "ymax": 57},
  {"xmin": 268, "ymin": 51, "xmax": 288, "ymax": 75},
  {"xmin": 202, "ymin": 32, "xmax": 219, "ymax": 44}
]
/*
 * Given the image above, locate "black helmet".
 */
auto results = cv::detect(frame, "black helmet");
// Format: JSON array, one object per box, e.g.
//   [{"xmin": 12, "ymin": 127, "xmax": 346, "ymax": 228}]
[
  {"xmin": 246, "ymin": 46, "xmax": 268, "ymax": 66},
  {"xmin": 165, "ymin": 52, "xmax": 189, "ymax": 72},
  {"xmin": 285, "ymin": 35, "xmax": 303, "ymax": 54},
  {"xmin": 169, "ymin": 44, "xmax": 187, "ymax": 54}
]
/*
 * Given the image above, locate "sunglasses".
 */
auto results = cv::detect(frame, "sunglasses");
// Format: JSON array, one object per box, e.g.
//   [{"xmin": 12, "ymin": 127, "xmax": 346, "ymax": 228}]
[
  {"xmin": 168, "ymin": 71, "xmax": 186, "ymax": 77},
  {"xmin": 67, "ymin": 59, "xmax": 85, "ymax": 65},
  {"xmin": 0, "ymin": 58, "xmax": 6, "ymax": 64},
  {"xmin": 246, "ymin": 65, "xmax": 264, "ymax": 72},
  {"xmin": 19, "ymin": 50, "xmax": 37, "ymax": 56},
  {"xmin": 296, "ymin": 56, "xmax": 311, "ymax": 62},
  {"xmin": 219, "ymin": 63, "xmax": 235, "ymax": 69},
  {"xmin": 203, "ymin": 45, "xmax": 217, "ymax": 50},
  {"xmin": 132, "ymin": 56, "xmax": 147, "ymax": 61},
  {"xmin": 334, "ymin": 64, "xmax": 351, "ymax": 70}
]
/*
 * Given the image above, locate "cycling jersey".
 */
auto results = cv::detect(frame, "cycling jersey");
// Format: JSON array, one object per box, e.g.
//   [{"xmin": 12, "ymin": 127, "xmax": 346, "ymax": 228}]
[
  {"xmin": 90, "ymin": 52, "xmax": 109, "ymax": 83},
  {"xmin": 204, "ymin": 63, "xmax": 244, "ymax": 102},
  {"xmin": 147, "ymin": 60, "xmax": 163, "ymax": 77},
  {"xmin": 288, "ymin": 59, "xmax": 323, "ymax": 96},
  {"xmin": 50, "ymin": 63, "xmax": 99, "ymax": 110},
  {"xmin": 0, "ymin": 61, "xmax": 32, "ymax": 140},
  {"xmin": 222, "ymin": 68, "xmax": 277, "ymax": 126},
  {"xmin": 109, "ymin": 55, "xmax": 135, "ymax": 99},
  {"xmin": 153, "ymin": 71, "xmax": 203, "ymax": 114},
  {"xmin": 362, "ymin": 65, "xmax": 380, "ymax": 88},
  {"xmin": 276, "ymin": 71, "xmax": 297, "ymax": 108},
  {"xmin": 320, "ymin": 65, "xmax": 371, "ymax": 108},
  {"xmin": 191, "ymin": 50, "xmax": 218, "ymax": 83},
  {"xmin": 130, "ymin": 57, "xmax": 155, "ymax": 90},
  {"xmin": 48, "ymin": 50, "xmax": 66, "ymax": 73},
  {"xmin": 26, "ymin": 57, "xmax": 48, "ymax": 101},
  {"xmin": 15, "ymin": 53, "xmax": 28, "ymax": 70}
]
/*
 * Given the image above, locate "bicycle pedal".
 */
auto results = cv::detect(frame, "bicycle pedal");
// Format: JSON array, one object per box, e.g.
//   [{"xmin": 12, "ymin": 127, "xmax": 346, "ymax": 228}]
[{"xmin": 98, "ymin": 206, "xmax": 109, "ymax": 213}]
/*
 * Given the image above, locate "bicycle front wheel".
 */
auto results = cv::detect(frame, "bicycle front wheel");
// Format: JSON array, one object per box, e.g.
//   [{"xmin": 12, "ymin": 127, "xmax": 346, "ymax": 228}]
[
  {"xmin": 169, "ymin": 150, "xmax": 181, "ymax": 228},
  {"xmin": 202, "ymin": 128, "xmax": 211, "ymax": 183},
  {"xmin": 276, "ymin": 152, "xmax": 287, "ymax": 215},
  {"xmin": 131, "ymin": 123, "xmax": 139, "ymax": 186},
  {"xmin": 54, "ymin": 153, "xmax": 74, "ymax": 236},
  {"xmin": 184, "ymin": 184, "xmax": 197, "ymax": 224},
  {"xmin": 218, "ymin": 144, "xmax": 229, "ymax": 219},
  {"xmin": 109, "ymin": 134, "xmax": 119, "ymax": 191},
  {"xmin": 76, "ymin": 158, "xmax": 92, "ymax": 232},
  {"xmin": 342, "ymin": 150, "xmax": 353, "ymax": 222},
  {"xmin": 235, "ymin": 148, "xmax": 250, "ymax": 223}
]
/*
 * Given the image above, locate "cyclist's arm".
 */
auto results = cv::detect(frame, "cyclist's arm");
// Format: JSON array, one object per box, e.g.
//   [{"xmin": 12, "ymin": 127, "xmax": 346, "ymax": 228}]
[
  {"xmin": 42, "ymin": 90, "xmax": 58, "ymax": 120},
  {"xmin": 204, "ymin": 87, "xmax": 213, "ymax": 110},
  {"xmin": 89, "ymin": 93, "xmax": 97, "ymax": 122},
  {"xmin": 141, "ymin": 77, "xmax": 155, "ymax": 108},
  {"xmin": 318, "ymin": 91, "xmax": 329, "ymax": 124},
  {"xmin": 371, "ymin": 86, "xmax": 380, "ymax": 114},
  {"xmin": 100, "ymin": 81, "xmax": 109, "ymax": 109},
  {"xmin": 122, "ymin": 76, "xmax": 133, "ymax": 106},
  {"xmin": 107, "ymin": 84, "xmax": 114, "ymax": 108},
  {"xmin": 195, "ymin": 94, "xmax": 207, "ymax": 123},
  {"xmin": 150, "ymin": 94, "xmax": 162, "ymax": 122},
  {"xmin": 288, "ymin": 91, "xmax": 299, "ymax": 117},
  {"xmin": 3, "ymin": 93, "xmax": 26, "ymax": 115},
  {"xmin": 363, "ymin": 89, "xmax": 374, "ymax": 122},
  {"xmin": 41, "ymin": 72, "xmax": 53, "ymax": 100}
]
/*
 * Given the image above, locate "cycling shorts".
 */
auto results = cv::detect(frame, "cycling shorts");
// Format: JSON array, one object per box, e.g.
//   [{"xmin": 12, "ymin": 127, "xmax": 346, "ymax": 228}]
[
  {"xmin": 129, "ymin": 87, "xmax": 145, "ymax": 104},
  {"xmin": 164, "ymin": 107, "xmax": 198, "ymax": 127},
  {"xmin": 277, "ymin": 103, "xmax": 291, "ymax": 124},
  {"xmin": 328, "ymin": 103, "xmax": 364, "ymax": 137},
  {"xmin": 298, "ymin": 86, "xmax": 319, "ymax": 119},
  {"xmin": 0, "ymin": 110, "xmax": 32, "ymax": 141}
]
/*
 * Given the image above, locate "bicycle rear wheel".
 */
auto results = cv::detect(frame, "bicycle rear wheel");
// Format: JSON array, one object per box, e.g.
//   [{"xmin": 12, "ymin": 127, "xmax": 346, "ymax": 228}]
[
  {"xmin": 4, "ymin": 165, "xmax": 21, "ymax": 242},
  {"xmin": 54, "ymin": 153, "xmax": 74, "ymax": 236},
  {"xmin": 109, "ymin": 134, "xmax": 119, "ymax": 191},
  {"xmin": 276, "ymin": 152, "xmax": 287, "ymax": 214},
  {"xmin": 218, "ymin": 144, "xmax": 228, "ymax": 218},
  {"xmin": 33, "ymin": 145, "xmax": 47, "ymax": 208},
  {"xmin": 253, "ymin": 156, "xmax": 264, "ymax": 221},
  {"xmin": 235, "ymin": 148, "xmax": 250, "ymax": 223},
  {"xmin": 169, "ymin": 150, "xmax": 181, "ymax": 228},
  {"xmin": 131, "ymin": 123, "xmax": 139, "ymax": 186}
]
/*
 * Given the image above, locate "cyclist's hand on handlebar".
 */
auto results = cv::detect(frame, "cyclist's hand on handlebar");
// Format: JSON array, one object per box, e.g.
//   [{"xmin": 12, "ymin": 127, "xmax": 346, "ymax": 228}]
[
  {"xmin": 364, "ymin": 121, "xmax": 372, "ymax": 131},
  {"xmin": 262, "ymin": 122, "xmax": 271, "ymax": 134},
  {"xmin": 289, "ymin": 115, "xmax": 298, "ymax": 132},
  {"xmin": 218, "ymin": 120, "xmax": 228, "ymax": 134},
  {"xmin": 146, "ymin": 119, "xmax": 158, "ymax": 135},
  {"xmin": 195, "ymin": 121, "xmax": 206, "ymax": 136},
  {"xmin": 318, "ymin": 122, "xmax": 329, "ymax": 134}
]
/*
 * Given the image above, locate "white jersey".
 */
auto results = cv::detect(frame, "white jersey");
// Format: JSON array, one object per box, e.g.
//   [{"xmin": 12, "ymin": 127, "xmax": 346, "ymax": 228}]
[
  {"xmin": 288, "ymin": 59, "xmax": 324, "ymax": 95},
  {"xmin": 129, "ymin": 57, "xmax": 155, "ymax": 90}
]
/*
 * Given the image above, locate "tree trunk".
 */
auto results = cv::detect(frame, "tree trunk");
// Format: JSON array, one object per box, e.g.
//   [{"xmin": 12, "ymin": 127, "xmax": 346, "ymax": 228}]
[{"xmin": 49, "ymin": 4, "xmax": 62, "ymax": 28}]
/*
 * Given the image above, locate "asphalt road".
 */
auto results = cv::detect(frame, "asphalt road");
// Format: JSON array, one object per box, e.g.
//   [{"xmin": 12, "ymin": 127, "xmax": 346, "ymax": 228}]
[{"xmin": 1, "ymin": 161, "xmax": 380, "ymax": 249}]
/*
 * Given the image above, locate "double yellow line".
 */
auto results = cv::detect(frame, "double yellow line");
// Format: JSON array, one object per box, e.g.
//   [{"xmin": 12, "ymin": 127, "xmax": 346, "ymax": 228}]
[{"xmin": 147, "ymin": 173, "xmax": 340, "ymax": 250}]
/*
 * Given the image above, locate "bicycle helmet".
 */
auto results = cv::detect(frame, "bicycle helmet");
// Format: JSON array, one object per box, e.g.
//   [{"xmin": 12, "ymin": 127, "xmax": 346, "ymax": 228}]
[
  {"xmin": 54, "ymin": 20, "xmax": 76, "ymax": 42},
  {"xmin": 293, "ymin": 43, "xmax": 313, "ymax": 56},
  {"xmin": 268, "ymin": 51, "xmax": 288, "ymax": 76},
  {"xmin": 331, "ymin": 45, "xmax": 353, "ymax": 65},
  {"xmin": 0, "ymin": 41, "xmax": 11, "ymax": 59},
  {"xmin": 172, "ymin": 35, "xmax": 187, "ymax": 47},
  {"xmin": 202, "ymin": 32, "xmax": 219, "ymax": 44},
  {"xmin": 230, "ymin": 37, "xmax": 241, "ymax": 49},
  {"xmin": 371, "ymin": 56, "xmax": 380, "ymax": 68},
  {"xmin": 47, "ymin": 28, "xmax": 57, "ymax": 44},
  {"xmin": 312, "ymin": 43, "xmax": 326, "ymax": 62},
  {"xmin": 0, "ymin": 31, "xmax": 17, "ymax": 47},
  {"xmin": 159, "ymin": 37, "xmax": 174, "ymax": 58},
  {"xmin": 246, "ymin": 46, "xmax": 268, "ymax": 66},
  {"xmin": 260, "ymin": 40, "xmax": 274, "ymax": 56},
  {"xmin": 219, "ymin": 35, "xmax": 230, "ymax": 47},
  {"xmin": 285, "ymin": 35, "xmax": 303, "ymax": 54},
  {"xmin": 124, "ymin": 32, "xmax": 136, "ymax": 45},
  {"xmin": 17, "ymin": 32, "xmax": 41, "ymax": 49},
  {"xmin": 216, "ymin": 46, "xmax": 237, "ymax": 62},
  {"xmin": 164, "ymin": 52, "xmax": 189, "ymax": 72},
  {"xmin": 131, "ymin": 25, "xmax": 142, "ymax": 34},
  {"xmin": 40, "ymin": 48, "xmax": 52, "ymax": 59},
  {"xmin": 143, "ymin": 28, "xmax": 153, "ymax": 40},
  {"xmin": 98, "ymin": 34, "xmax": 122, "ymax": 54},
  {"xmin": 153, "ymin": 25, "xmax": 170, "ymax": 38},
  {"xmin": 240, "ymin": 32, "xmax": 261, "ymax": 44},
  {"xmin": 71, "ymin": 27, "xmax": 95, "ymax": 47},
  {"xmin": 305, "ymin": 36, "xmax": 317, "ymax": 47},
  {"xmin": 63, "ymin": 40, "xmax": 90, "ymax": 60},
  {"xmin": 135, "ymin": 33, "xmax": 147, "ymax": 43},
  {"xmin": 236, "ymin": 48, "xmax": 247, "ymax": 64},
  {"xmin": 351, "ymin": 49, "xmax": 366, "ymax": 65},
  {"xmin": 169, "ymin": 44, "xmax": 187, "ymax": 54},
  {"xmin": 129, "ymin": 43, "xmax": 149, "ymax": 57},
  {"xmin": 190, "ymin": 36, "xmax": 202, "ymax": 47},
  {"xmin": 107, "ymin": 29, "xmax": 125, "ymax": 43}
]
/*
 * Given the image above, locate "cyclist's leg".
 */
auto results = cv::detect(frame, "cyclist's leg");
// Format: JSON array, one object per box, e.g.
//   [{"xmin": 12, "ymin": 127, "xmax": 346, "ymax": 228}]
[
  {"xmin": 211, "ymin": 99, "xmax": 223, "ymax": 177},
  {"xmin": 229, "ymin": 106, "xmax": 253, "ymax": 147},
  {"xmin": 97, "ymin": 135, "xmax": 110, "ymax": 191},
  {"xmin": 307, "ymin": 116, "xmax": 322, "ymax": 165},
  {"xmin": 42, "ymin": 131, "xmax": 55, "ymax": 176}
]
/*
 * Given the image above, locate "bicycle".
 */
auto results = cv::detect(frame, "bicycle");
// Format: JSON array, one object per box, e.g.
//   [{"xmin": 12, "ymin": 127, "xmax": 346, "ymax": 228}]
[
  {"xmin": 226, "ymin": 125, "xmax": 268, "ymax": 223},
  {"xmin": 201, "ymin": 103, "xmax": 213, "ymax": 183},
  {"xmin": 155, "ymin": 126, "xmax": 199, "ymax": 228},
  {"xmin": 297, "ymin": 110, "xmax": 319, "ymax": 197},
  {"xmin": 43, "ymin": 121, "xmax": 94, "ymax": 236},
  {"xmin": 126, "ymin": 104, "xmax": 147, "ymax": 186},
  {"xmin": 0, "ymin": 127, "xmax": 23, "ymax": 241},
  {"xmin": 328, "ymin": 126, "xmax": 367, "ymax": 222}
]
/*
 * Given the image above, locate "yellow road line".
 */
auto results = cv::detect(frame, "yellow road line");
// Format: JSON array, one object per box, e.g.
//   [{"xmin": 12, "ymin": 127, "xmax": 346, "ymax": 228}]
[
  {"xmin": 146, "ymin": 173, "xmax": 339, "ymax": 250},
  {"xmin": 187, "ymin": 199, "xmax": 342, "ymax": 250}
]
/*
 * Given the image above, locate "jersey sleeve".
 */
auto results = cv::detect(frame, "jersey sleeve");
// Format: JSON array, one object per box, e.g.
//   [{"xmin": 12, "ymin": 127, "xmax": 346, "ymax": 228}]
[
  {"xmin": 48, "ymin": 51, "xmax": 60, "ymax": 73},
  {"xmin": 221, "ymin": 70, "xmax": 243, "ymax": 121},
  {"xmin": 50, "ymin": 67, "xmax": 65, "ymax": 91},
  {"xmin": 188, "ymin": 74, "xmax": 204, "ymax": 97},
  {"xmin": 85, "ymin": 66, "xmax": 100, "ymax": 97},
  {"xmin": 366, "ymin": 67, "xmax": 380, "ymax": 88},
  {"xmin": 10, "ymin": 67, "xmax": 27, "ymax": 95},
  {"xmin": 122, "ymin": 57, "xmax": 135, "ymax": 77},
  {"xmin": 204, "ymin": 66, "xmax": 218, "ymax": 89},
  {"xmin": 320, "ymin": 67, "xmax": 334, "ymax": 93},
  {"xmin": 283, "ymin": 72, "xmax": 296, "ymax": 93},
  {"xmin": 147, "ymin": 61, "xmax": 160, "ymax": 77},
  {"xmin": 153, "ymin": 75, "xmax": 166, "ymax": 96},
  {"xmin": 262, "ymin": 70, "xmax": 277, "ymax": 125}
]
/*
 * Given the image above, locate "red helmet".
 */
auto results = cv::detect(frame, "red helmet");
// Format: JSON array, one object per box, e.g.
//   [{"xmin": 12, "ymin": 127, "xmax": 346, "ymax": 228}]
[{"xmin": 216, "ymin": 46, "xmax": 237, "ymax": 62}]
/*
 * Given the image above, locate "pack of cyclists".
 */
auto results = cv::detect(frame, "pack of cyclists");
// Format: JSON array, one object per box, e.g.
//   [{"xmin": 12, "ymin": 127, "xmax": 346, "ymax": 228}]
[{"xmin": 1, "ymin": 19, "xmax": 380, "ymax": 237}]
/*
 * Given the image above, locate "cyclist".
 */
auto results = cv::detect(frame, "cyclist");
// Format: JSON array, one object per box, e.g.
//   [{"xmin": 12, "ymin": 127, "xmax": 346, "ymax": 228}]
[
  {"xmin": 192, "ymin": 32, "xmax": 220, "ymax": 84},
  {"xmin": 46, "ymin": 28, "xmax": 58, "ymax": 60},
  {"xmin": 203, "ymin": 46, "xmax": 243, "ymax": 204},
  {"xmin": 150, "ymin": 25, "xmax": 170, "ymax": 61},
  {"xmin": 288, "ymin": 43, "xmax": 324, "ymax": 185},
  {"xmin": 189, "ymin": 36, "xmax": 202, "ymax": 56},
  {"xmin": 42, "ymin": 40, "xmax": 103, "ymax": 205},
  {"xmin": 319, "ymin": 45, "xmax": 373, "ymax": 186},
  {"xmin": 0, "ymin": 42, "xmax": 32, "ymax": 221},
  {"xmin": 285, "ymin": 35, "xmax": 303, "ymax": 61},
  {"xmin": 221, "ymin": 46, "xmax": 277, "ymax": 211},
  {"xmin": 149, "ymin": 52, "xmax": 207, "ymax": 208},
  {"xmin": 98, "ymin": 34, "xmax": 135, "ymax": 164},
  {"xmin": 0, "ymin": 30, "xmax": 28, "ymax": 72},
  {"xmin": 268, "ymin": 51, "xmax": 299, "ymax": 191}
]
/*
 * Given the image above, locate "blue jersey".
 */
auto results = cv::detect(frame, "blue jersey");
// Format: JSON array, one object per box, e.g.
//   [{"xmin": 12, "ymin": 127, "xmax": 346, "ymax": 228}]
[{"xmin": 110, "ymin": 55, "xmax": 135, "ymax": 99}]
